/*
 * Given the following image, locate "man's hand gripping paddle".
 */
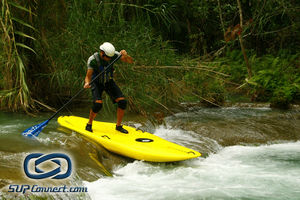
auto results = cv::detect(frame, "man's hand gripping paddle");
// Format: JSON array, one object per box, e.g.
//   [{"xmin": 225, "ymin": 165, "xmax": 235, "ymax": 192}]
[{"xmin": 22, "ymin": 54, "xmax": 122, "ymax": 138}]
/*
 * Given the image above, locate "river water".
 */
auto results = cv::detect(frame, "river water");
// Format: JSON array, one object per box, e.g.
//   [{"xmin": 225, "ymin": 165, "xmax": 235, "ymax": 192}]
[{"xmin": 0, "ymin": 105, "xmax": 300, "ymax": 199}]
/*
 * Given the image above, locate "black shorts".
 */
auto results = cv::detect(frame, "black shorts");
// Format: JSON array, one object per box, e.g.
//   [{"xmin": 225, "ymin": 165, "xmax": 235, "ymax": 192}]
[{"xmin": 91, "ymin": 79, "xmax": 124, "ymax": 103}]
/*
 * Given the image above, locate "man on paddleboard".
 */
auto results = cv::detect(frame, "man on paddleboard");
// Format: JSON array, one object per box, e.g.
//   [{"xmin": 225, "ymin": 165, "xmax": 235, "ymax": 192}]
[{"xmin": 84, "ymin": 42, "xmax": 133, "ymax": 133}]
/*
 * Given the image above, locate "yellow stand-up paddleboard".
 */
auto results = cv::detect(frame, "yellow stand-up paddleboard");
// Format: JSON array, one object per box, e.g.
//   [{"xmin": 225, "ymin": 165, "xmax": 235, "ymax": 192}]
[{"xmin": 57, "ymin": 116, "xmax": 201, "ymax": 162}]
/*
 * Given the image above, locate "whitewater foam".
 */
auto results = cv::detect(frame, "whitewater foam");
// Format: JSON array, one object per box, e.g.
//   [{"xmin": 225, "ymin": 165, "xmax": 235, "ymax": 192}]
[{"xmin": 84, "ymin": 142, "xmax": 300, "ymax": 200}]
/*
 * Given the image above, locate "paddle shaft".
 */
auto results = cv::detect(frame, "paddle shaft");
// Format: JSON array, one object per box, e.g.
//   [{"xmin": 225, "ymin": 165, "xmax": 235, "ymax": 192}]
[{"xmin": 48, "ymin": 53, "xmax": 122, "ymax": 121}]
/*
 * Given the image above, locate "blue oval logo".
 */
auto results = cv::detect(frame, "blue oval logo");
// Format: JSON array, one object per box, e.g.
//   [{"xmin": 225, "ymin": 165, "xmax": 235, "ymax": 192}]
[{"xmin": 23, "ymin": 153, "xmax": 72, "ymax": 179}]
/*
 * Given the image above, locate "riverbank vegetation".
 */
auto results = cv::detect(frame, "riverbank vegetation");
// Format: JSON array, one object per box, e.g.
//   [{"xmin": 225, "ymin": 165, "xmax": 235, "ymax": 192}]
[{"xmin": 1, "ymin": 0, "xmax": 299, "ymax": 115}]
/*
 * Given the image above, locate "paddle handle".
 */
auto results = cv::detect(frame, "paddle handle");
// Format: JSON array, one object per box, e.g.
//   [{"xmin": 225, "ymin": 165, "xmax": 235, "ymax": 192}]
[{"xmin": 48, "ymin": 53, "xmax": 122, "ymax": 121}]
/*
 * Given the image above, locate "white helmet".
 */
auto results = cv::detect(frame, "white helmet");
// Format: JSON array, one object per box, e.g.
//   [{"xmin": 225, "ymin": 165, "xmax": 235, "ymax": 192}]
[{"xmin": 99, "ymin": 42, "xmax": 115, "ymax": 57}]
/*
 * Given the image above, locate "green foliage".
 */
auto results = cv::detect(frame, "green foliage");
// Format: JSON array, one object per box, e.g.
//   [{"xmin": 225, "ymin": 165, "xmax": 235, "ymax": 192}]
[
  {"xmin": 249, "ymin": 53, "xmax": 300, "ymax": 107},
  {"xmin": 270, "ymin": 86, "xmax": 295, "ymax": 109},
  {"xmin": 0, "ymin": 0, "xmax": 37, "ymax": 111},
  {"xmin": 216, "ymin": 50, "xmax": 300, "ymax": 108},
  {"xmin": 33, "ymin": 0, "xmax": 187, "ymax": 113},
  {"xmin": 1, "ymin": 0, "xmax": 299, "ymax": 113},
  {"xmin": 220, "ymin": 50, "xmax": 248, "ymax": 83}
]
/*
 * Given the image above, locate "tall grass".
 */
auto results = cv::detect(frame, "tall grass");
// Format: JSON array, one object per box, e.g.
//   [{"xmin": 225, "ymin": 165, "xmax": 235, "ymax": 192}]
[
  {"xmin": 2, "ymin": 0, "xmax": 298, "ymax": 114},
  {"xmin": 0, "ymin": 0, "xmax": 36, "ymax": 112},
  {"xmin": 33, "ymin": 0, "xmax": 225, "ymax": 116}
]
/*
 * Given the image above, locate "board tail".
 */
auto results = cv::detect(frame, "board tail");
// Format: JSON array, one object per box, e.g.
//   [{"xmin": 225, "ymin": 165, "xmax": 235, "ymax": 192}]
[{"xmin": 22, "ymin": 120, "xmax": 49, "ymax": 138}]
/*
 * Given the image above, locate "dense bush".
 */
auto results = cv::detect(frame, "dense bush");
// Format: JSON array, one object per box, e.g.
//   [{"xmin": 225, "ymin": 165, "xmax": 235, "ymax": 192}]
[
  {"xmin": 1, "ymin": 0, "xmax": 299, "ymax": 113},
  {"xmin": 217, "ymin": 50, "xmax": 300, "ymax": 108},
  {"xmin": 249, "ymin": 53, "xmax": 300, "ymax": 108}
]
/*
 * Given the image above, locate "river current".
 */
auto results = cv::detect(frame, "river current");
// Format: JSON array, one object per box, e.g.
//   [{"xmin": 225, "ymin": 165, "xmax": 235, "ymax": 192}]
[{"xmin": 0, "ymin": 105, "xmax": 300, "ymax": 199}]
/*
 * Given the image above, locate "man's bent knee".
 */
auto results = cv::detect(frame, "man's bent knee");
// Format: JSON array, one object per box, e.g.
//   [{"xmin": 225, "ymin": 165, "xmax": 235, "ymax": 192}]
[
  {"xmin": 117, "ymin": 99, "xmax": 127, "ymax": 110},
  {"xmin": 92, "ymin": 100, "xmax": 103, "ymax": 113}
]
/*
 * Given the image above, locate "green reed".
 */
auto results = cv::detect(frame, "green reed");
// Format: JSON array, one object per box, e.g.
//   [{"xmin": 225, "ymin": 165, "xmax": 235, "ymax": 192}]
[{"xmin": 0, "ymin": 0, "xmax": 37, "ymax": 112}]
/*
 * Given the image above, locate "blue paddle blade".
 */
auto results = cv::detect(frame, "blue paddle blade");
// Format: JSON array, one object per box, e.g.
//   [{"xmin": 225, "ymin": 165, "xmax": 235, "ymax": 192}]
[{"xmin": 22, "ymin": 120, "xmax": 49, "ymax": 138}]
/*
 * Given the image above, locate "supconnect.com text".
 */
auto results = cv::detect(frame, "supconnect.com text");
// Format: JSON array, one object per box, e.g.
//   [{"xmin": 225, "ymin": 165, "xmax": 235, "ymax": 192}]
[{"xmin": 8, "ymin": 184, "xmax": 88, "ymax": 194}]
